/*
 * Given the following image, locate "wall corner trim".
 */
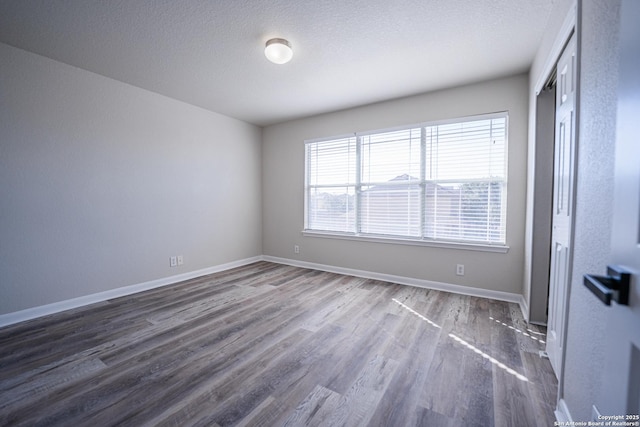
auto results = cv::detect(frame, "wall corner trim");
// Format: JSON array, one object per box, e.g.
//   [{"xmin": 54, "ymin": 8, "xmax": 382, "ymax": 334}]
[
  {"xmin": 0, "ymin": 256, "xmax": 262, "ymax": 328},
  {"xmin": 263, "ymin": 255, "xmax": 524, "ymax": 307}
]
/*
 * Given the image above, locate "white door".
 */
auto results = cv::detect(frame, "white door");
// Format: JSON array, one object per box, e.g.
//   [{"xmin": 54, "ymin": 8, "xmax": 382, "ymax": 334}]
[
  {"xmin": 593, "ymin": 0, "xmax": 640, "ymax": 417},
  {"xmin": 546, "ymin": 33, "xmax": 577, "ymax": 379}
]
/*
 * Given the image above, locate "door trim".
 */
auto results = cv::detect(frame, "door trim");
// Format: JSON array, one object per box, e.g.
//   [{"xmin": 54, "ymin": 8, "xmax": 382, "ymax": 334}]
[
  {"xmin": 535, "ymin": 3, "xmax": 577, "ymax": 95},
  {"xmin": 527, "ymin": 0, "xmax": 578, "ymax": 417}
]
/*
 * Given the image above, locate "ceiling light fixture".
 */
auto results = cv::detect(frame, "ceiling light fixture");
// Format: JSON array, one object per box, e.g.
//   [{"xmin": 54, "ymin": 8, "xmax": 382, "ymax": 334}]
[{"xmin": 265, "ymin": 38, "xmax": 293, "ymax": 64}]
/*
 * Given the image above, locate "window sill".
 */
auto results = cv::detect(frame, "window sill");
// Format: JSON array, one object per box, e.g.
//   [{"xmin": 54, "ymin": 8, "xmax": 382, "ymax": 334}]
[{"xmin": 301, "ymin": 230, "xmax": 510, "ymax": 253}]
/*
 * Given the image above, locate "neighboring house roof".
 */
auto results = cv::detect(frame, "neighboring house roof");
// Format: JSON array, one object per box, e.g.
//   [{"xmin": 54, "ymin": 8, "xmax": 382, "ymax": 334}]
[{"xmin": 363, "ymin": 175, "xmax": 458, "ymax": 197}]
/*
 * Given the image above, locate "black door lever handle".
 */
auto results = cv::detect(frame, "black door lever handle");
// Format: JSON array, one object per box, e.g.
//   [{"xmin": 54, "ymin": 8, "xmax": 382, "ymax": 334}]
[{"xmin": 583, "ymin": 265, "xmax": 631, "ymax": 306}]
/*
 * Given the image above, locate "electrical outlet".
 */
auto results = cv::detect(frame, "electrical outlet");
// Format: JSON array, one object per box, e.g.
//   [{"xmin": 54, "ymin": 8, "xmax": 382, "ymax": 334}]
[
  {"xmin": 456, "ymin": 264, "xmax": 465, "ymax": 276},
  {"xmin": 294, "ymin": 245, "xmax": 300, "ymax": 254},
  {"xmin": 170, "ymin": 256, "xmax": 177, "ymax": 267},
  {"xmin": 177, "ymin": 255, "xmax": 183, "ymax": 265}
]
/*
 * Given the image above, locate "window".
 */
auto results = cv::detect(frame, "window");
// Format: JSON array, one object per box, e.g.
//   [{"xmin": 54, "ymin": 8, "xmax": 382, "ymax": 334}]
[{"xmin": 304, "ymin": 113, "xmax": 508, "ymax": 246}]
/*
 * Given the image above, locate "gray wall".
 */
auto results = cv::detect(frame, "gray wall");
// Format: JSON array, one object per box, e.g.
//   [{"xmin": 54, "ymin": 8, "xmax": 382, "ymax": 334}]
[
  {"xmin": 563, "ymin": 0, "xmax": 620, "ymax": 420},
  {"xmin": 262, "ymin": 74, "xmax": 529, "ymax": 295},
  {"xmin": 0, "ymin": 43, "xmax": 263, "ymax": 315}
]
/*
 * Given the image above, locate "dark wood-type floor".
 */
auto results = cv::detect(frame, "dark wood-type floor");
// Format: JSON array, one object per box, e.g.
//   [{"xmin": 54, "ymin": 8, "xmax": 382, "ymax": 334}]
[{"xmin": 0, "ymin": 261, "xmax": 557, "ymax": 426}]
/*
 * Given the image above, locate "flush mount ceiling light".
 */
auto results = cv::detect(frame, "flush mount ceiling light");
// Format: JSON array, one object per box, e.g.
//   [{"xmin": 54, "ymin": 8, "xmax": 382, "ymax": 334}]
[{"xmin": 265, "ymin": 38, "xmax": 293, "ymax": 64}]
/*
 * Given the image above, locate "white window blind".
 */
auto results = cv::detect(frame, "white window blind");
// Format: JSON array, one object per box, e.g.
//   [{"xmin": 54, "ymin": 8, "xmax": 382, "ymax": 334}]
[
  {"xmin": 360, "ymin": 128, "xmax": 422, "ymax": 237},
  {"xmin": 304, "ymin": 113, "xmax": 508, "ymax": 245},
  {"xmin": 306, "ymin": 136, "xmax": 357, "ymax": 233}
]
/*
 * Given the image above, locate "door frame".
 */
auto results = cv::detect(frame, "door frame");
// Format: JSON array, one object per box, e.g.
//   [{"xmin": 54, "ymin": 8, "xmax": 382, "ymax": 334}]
[{"xmin": 527, "ymin": 0, "xmax": 578, "ymax": 416}]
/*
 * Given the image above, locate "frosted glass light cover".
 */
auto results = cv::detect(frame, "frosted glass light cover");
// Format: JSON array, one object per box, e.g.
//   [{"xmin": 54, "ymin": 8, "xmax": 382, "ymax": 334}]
[{"xmin": 265, "ymin": 38, "xmax": 293, "ymax": 64}]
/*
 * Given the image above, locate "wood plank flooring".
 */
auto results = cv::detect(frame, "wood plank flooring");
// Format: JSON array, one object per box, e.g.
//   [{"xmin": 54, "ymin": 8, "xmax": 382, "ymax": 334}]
[{"xmin": 0, "ymin": 261, "xmax": 557, "ymax": 426}]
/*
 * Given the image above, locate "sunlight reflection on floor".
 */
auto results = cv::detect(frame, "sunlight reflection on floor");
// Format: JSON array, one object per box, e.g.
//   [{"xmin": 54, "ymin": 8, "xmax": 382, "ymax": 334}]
[
  {"xmin": 392, "ymin": 298, "xmax": 530, "ymax": 382},
  {"xmin": 489, "ymin": 316, "xmax": 546, "ymax": 344}
]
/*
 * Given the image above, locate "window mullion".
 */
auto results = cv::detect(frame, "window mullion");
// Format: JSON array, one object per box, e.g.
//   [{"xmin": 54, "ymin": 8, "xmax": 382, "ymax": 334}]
[
  {"xmin": 304, "ymin": 144, "xmax": 311, "ymax": 230},
  {"xmin": 433, "ymin": 126, "xmax": 439, "ymax": 240},
  {"xmin": 355, "ymin": 135, "xmax": 362, "ymax": 234},
  {"xmin": 420, "ymin": 127, "xmax": 426, "ymax": 239},
  {"xmin": 487, "ymin": 120, "xmax": 493, "ymax": 241}
]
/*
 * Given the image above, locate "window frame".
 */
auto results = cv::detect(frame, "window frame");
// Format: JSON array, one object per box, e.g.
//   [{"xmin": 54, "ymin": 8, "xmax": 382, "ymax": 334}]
[{"xmin": 303, "ymin": 112, "xmax": 510, "ymax": 253}]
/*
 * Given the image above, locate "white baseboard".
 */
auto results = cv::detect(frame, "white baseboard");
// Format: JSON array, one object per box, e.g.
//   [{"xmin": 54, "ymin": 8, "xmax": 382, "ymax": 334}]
[
  {"xmin": 529, "ymin": 320, "xmax": 548, "ymax": 327},
  {"xmin": 556, "ymin": 398, "xmax": 572, "ymax": 423},
  {"xmin": 518, "ymin": 294, "xmax": 530, "ymax": 323},
  {"xmin": 1, "ymin": 255, "xmax": 528, "ymax": 329},
  {"xmin": 263, "ymin": 255, "xmax": 523, "ymax": 306},
  {"xmin": 0, "ymin": 256, "xmax": 262, "ymax": 328}
]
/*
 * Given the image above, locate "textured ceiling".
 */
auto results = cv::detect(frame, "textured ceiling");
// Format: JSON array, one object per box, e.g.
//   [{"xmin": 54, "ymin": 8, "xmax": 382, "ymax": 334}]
[{"xmin": 0, "ymin": 0, "xmax": 556, "ymax": 126}]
